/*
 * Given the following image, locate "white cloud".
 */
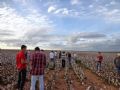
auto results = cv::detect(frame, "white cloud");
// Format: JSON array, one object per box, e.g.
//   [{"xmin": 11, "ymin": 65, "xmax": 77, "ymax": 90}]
[
  {"xmin": 54, "ymin": 8, "xmax": 73, "ymax": 16},
  {"xmin": 54, "ymin": 9, "xmax": 61, "ymax": 14},
  {"xmin": 13, "ymin": 0, "xmax": 32, "ymax": 6},
  {"xmin": 62, "ymin": 8, "xmax": 69, "ymax": 15},
  {"xmin": 54, "ymin": 8, "xmax": 69, "ymax": 15},
  {"xmin": 89, "ymin": 5, "xmax": 94, "ymax": 8},
  {"xmin": 67, "ymin": 32, "xmax": 106, "ymax": 44},
  {"xmin": 71, "ymin": 0, "xmax": 81, "ymax": 5},
  {"xmin": 94, "ymin": 5, "xmax": 120, "ymax": 23},
  {"xmin": 48, "ymin": 6, "xmax": 56, "ymax": 13},
  {"xmin": 110, "ymin": 1, "xmax": 116, "ymax": 5},
  {"xmin": 0, "ymin": 5, "xmax": 54, "ymax": 48}
]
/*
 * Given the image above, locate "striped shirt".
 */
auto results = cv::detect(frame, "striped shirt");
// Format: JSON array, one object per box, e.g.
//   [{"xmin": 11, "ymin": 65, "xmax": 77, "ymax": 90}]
[{"xmin": 30, "ymin": 51, "xmax": 46, "ymax": 75}]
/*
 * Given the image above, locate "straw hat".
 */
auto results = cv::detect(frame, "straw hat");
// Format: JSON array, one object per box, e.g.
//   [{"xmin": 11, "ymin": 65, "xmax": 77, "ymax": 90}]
[{"xmin": 117, "ymin": 53, "xmax": 120, "ymax": 56}]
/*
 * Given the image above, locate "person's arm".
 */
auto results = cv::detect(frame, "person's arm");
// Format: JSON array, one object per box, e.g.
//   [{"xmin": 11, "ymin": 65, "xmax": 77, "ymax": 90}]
[{"xmin": 21, "ymin": 53, "xmax": 27, "ymax": 64}]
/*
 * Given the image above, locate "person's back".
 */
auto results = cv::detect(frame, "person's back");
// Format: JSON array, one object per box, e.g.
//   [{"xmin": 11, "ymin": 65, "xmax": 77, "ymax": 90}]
[
  {"xmin": 30, "ymin": 47, "xmax": 46, "ymax": 90},
  {"xmin": 68, "ymin": 53, "xmax": 71, "ymax": 58},
  {"xmin": 49, "ymin": 51, "xmax": 54, "ymax": 59},
  {"xmin": 54, "ymin": 51, "xmax": 57, "ymax": 57},
  {"xmin": 59, "ymin": 51, "xmax": 61, "ymax": 59},
  {"xmin": 31, "ymin": 51, "xmax": 46, "ymax": 75}
]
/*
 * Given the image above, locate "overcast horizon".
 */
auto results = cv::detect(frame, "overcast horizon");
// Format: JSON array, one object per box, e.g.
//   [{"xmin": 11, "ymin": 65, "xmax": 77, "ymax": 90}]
[{"xmin": 0, "ymin": 0, "xmax": 120, "ymax": 51}]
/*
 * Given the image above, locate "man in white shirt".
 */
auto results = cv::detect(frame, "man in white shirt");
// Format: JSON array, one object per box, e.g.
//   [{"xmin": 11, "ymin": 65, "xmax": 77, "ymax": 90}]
[
  {"xmin": 49, "ymin": 51, "xmax": 55, "ymax": 69},
  {"xmin": 54, "ymin": 51, "xmax": 57, "ymax": 60},
  {"xmin": 49, "ymin": 51, "xmax": 55, "ymax": 60}
]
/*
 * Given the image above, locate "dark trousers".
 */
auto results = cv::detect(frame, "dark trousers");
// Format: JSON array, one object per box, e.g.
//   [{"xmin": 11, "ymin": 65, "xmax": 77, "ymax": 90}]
[
  {"xmin": 17, "ymin": 69, "xmax": 27, "ymax": 90},
  {"xmin": 68, "ymin": 58, "xmax": 71, "ymax": 66},
  {"xmin": 62, "ymin": 59, "xmax": 65, "ymax": 68}
]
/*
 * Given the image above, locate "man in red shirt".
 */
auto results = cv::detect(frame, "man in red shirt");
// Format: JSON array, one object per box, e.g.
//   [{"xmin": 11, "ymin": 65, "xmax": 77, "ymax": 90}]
[
  {"xmin": 16, "ymin": 45, "xmax": 27, "ymax": 90},
  {"xmin": 30, "ymin": 47, "xmax": 46, "ymax": 90},
  {"xmin": 96, "ymin": 52, "xmax": 103, "ymax": 72}
]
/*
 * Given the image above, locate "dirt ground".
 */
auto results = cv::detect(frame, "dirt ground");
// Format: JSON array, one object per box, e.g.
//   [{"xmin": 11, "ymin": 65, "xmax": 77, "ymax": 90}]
[
  {"xmin": 84, "ymin": 69, "xmax": 118, "ymax": 90},
  {"xmin": 23, "ymin": 67, "xmax": 119, "ymax": 90}
]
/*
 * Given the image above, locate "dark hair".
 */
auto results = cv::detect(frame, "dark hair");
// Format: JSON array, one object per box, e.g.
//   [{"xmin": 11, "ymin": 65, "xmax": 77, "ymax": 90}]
[
  {"xmin": 41, "ymin": 49, "xmax": 44, "ymax": 52},
  {"xmin": 21, "ymin": 45, "xmax": 27, "ymax": 50},
  {"xmin": 63, "ymin": 51, "xmax": 65, "ymax": 54},
  {"xmin": 35, "ymin": 47, "xmax": 40, "ymax": 51},
  {"xmin": 98, "ymin": 52, "xmax": 101, "ymax": 54}
]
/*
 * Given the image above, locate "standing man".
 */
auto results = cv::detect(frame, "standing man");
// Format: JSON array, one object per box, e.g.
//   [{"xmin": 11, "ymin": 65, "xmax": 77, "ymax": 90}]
[
  {"xmin": 16, "ymin": 45, "xmax": 27, "ymax": 90},
  {"xmin": 30, "ymin": 47, "xmax": 46, "ymax": 90},
  {"xmin": 49, "ymin": 51, "xmax": 55, "ymax": 69},
  {"xmin": 114, "ymin": 53, "xmax": 120, "ymax": 76},
  {"xmin": 96, "ymin": 52, "xmax": 103, "ymax": 72},
  {"xmin": 61, "ymin": 51, "xmax": 66, "ymax": 68},
  {"xmin": 67, "ymin": 52, "xmax": 72, "ymax": 68},
  {"xmin": 59, "ymin": 51, "xmax": 62, "ymax": 59},
  {"xmin": 54, "ymin": 51, "xmax": 57, "ymax": 60}
]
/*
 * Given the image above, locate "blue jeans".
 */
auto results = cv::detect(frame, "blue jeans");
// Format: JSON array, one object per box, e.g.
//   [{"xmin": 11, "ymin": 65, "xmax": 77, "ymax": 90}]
[
  {"xmin": 30, "ymin": 75, "xmax": 44, "ymax": 90},
  {"xmin": 96, "ymin": 62, "xmax": 101, "ymax": 71}
]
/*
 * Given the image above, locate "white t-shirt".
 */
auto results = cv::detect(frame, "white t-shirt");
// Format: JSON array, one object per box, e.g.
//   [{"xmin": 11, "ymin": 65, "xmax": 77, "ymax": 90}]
[
  {"xmin": 49, "ymin": 52, "xmax": 55, "ymax": 59},
  {"xmin": 74, "ymin": 54, "xmax": 77, "ymax": 57},
  {"xmin": 54, "ymin": 52, "xmax": 57, "ymax": 56}
]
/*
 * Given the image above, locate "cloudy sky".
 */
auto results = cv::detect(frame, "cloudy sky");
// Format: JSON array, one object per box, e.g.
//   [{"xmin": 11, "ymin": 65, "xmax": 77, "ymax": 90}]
[{"xmin": 0, "ymin": 0, "xmax": 120, "ymax": 51}]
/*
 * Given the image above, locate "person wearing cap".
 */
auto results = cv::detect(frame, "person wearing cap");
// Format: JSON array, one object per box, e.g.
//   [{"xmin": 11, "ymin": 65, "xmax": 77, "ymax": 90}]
[{"xmin": 114, "ymin": 53, "xmax": 120, "ymax": 75}]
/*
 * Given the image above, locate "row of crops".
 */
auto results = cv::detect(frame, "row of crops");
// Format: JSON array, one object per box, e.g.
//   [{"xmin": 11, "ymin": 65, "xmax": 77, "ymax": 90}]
[{"xmin": 77, "ymin": 53, "xmax": 120, "ymax": 87}]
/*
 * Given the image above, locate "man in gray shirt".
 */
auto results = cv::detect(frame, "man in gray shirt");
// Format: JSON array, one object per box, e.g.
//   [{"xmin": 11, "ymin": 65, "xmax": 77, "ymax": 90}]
[{"xmin": 114, "ymin": 53, "xmax": 120, "ymax": 75}]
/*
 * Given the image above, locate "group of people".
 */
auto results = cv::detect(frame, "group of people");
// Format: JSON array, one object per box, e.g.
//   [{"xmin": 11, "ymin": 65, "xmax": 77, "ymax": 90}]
[
  {"xmin": 16, "ymin": 45, "xmax": 120, "ymax": 90},
  {"xmin": 16, "ymin": 45, "xmax": 73, "ymax": 90},
  {"xmin": 49, "ymin": 51, "xmax": 72, "ymax": 69},
  {"xmin": 16, "ymin": 45, "xmax": 46, "ymax": 90}
]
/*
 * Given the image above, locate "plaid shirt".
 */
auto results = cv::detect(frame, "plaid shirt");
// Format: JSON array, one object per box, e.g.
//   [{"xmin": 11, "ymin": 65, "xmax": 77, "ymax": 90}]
[{"xmin": 30, "ymin": 51, "xmax": 46, "ymax": 75}]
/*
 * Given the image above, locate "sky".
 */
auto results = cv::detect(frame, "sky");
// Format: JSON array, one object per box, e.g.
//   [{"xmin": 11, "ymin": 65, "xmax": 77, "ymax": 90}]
[{"xmin": 0, "ymin": 0, "xmax": 120, "ymax": 51}]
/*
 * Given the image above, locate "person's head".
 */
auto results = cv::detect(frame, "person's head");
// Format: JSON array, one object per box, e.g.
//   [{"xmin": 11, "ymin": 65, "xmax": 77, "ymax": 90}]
[
  {"xmin": 41, "ymin": 49, "xmax": 44, "ymax": 52},
  {"xmin": 35, "ymin": 47, "xmax": 40, "ymax": 51},
  {"xmin": 51, "ymin": 51, "xmax": 54, "ymax": 52},
  {"xmin": 63, "ymin": 51, "xmax": 65, "ymax": 54},
  {"xmin": 21, "ymin": 45, "xmax": 27, "ymax": 52},
  {"xmin": 98, "ymin": 52, "xmax": 101, "ymax": 55}
]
